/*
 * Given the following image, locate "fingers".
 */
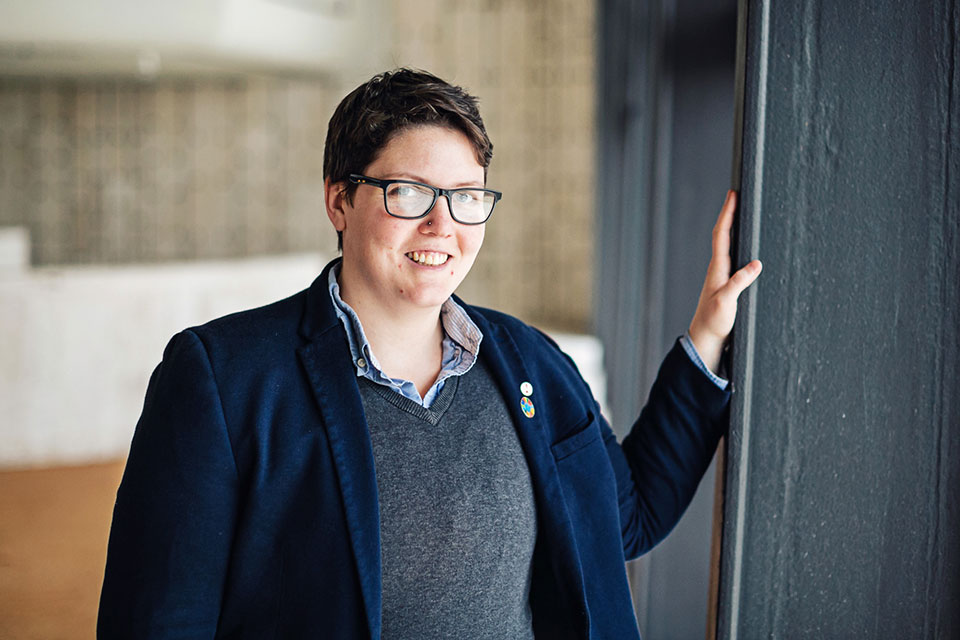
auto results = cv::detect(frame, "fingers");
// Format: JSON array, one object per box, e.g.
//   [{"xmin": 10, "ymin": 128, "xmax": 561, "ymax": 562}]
[
  {"xmin": 711, "ymin": 190, "xmax": 737, "ymax": 255},
  {"xmin": 707, "ymin": 191, "xmax": 737, "ymax": 289},
  {"xmin": 690, "ymin": 193, "xmax": 759, "ymax": 349}
]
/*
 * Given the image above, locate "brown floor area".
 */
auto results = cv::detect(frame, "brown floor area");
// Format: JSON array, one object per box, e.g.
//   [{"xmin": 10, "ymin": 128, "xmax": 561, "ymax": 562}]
[{"xmin": 0, "ymin": 460, "xmax": 125, "ymax": 640}]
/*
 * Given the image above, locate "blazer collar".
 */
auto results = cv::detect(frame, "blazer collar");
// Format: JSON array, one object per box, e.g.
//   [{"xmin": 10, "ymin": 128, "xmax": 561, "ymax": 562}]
[{"xmin": 298, "ymin": 257, "xmax": 343, "ymax": 340}]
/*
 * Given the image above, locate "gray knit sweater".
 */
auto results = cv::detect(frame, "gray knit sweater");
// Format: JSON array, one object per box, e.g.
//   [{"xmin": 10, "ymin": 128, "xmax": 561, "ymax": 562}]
[{"xmin": 358, "ymin": 359, "xmax": 537, "ymax": 639}]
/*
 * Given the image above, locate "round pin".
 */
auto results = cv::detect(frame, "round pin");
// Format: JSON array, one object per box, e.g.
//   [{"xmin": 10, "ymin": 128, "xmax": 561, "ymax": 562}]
[
  {"xmin": 520, "ymin": 381, "xmax": 534, "ymax": 397},
  {"xmin": 520, "ymin": 396, "xmax": 535, "ymax": 418}
]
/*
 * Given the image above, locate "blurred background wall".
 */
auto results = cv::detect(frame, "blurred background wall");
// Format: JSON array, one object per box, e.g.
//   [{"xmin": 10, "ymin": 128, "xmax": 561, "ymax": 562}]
[
  {"xmin": 0, "ymin": 0, "xmax": 601, "ymax": 468},
  {"xmin": 0, "ymin": 1, "xmax": 605, "ymax": 638},
  {"xmin": 0, "ymin": 0, "xmax": 595, "ymax": 328}
]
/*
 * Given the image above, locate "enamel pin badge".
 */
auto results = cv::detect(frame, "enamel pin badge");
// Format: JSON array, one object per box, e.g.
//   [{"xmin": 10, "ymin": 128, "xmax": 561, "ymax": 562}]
[
  {"xmin": 520, "ymin": 396, "xmax": 535, "ymax": 418},
  {"xmin": 520, "ymin": 381, "xmax": 535, "ymax": 418}
]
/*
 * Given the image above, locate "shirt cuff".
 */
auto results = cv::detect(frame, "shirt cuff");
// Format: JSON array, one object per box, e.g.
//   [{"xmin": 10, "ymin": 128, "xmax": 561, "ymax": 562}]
[{"xmin": 679, "ymin": 333, "xmax": 729, "ymax": 390}]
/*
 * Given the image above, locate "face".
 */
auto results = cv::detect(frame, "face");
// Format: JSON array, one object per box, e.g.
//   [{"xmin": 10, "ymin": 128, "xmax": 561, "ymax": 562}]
[{"xmin": 326, "ymin": 125, "xmax": 486, "ymax": 316}]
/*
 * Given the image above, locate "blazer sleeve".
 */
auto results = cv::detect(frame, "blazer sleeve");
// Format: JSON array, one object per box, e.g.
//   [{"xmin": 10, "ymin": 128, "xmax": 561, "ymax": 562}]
[
  {"xmin": 602, "ymin": 339, "xmax": 731, "ymax": 560},
  {"xmin": 98, "ymin": 330, "xmax": 240, "ymax": 639}
]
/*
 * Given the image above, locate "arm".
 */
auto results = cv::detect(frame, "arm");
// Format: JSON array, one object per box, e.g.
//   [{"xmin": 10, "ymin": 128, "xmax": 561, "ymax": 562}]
[
  {"xmin": 608, "ymin": 340, "xmax": 730, "ymax": 558},
  {"xmin": 98, "ymin": 330, "xmax": 239, "ymax": 639},
  {"xmin": 610, "ymin": 190, "xmax": 761, "ymax": 557}
]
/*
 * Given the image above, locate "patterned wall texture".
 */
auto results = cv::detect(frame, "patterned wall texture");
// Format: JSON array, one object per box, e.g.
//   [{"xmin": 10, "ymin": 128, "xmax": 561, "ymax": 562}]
[
  {"xmin": 0, "ymin": 79, "xmax": 340, "ymax": 265},
  {"xmin": 0, "ymin": 0, "xmax": 595, "ymax": 329}
]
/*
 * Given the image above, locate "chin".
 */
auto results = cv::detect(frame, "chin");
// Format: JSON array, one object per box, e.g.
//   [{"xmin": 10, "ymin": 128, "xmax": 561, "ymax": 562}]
[
  {"xmin": 403, "ymin": 288, "xmax": 457, "ymax": 309},
  {"xmin": 403, "ymin": 275, "xmax": 466, "ymax": 306},
  {"xmin": 404, "ymin": 268, "xmax": 471, "ymax": 303}
]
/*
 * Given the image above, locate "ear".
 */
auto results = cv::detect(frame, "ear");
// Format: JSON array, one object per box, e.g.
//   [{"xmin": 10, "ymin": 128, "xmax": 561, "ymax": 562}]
[{"xmin": 324, "ymin": 177, "xmax": 348, "ymax": 232}]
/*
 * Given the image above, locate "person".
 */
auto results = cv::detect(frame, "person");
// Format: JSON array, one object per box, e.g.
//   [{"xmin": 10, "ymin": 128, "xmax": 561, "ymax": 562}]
[{"xmin": 98, "ymin": 68, "xmax": 761, "ymax": 639}]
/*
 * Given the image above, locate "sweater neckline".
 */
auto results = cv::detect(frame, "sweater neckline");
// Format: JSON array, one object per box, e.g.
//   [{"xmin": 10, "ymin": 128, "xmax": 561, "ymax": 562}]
[{"xmin": 359, "ymin": 373, "xmax": 461, "ymax": 426}]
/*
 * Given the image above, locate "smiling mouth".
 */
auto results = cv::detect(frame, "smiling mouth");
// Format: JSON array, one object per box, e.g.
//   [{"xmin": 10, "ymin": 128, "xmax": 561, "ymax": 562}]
[{"xmin": 406, "ymin": 251, "xmax": 450, "ymax": 266}]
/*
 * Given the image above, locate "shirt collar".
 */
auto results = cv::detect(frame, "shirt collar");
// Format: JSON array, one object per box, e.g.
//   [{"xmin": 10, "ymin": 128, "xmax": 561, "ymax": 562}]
[{"xmin": 326, "ymin": 263, "xmax": 483, "ymax": 404}]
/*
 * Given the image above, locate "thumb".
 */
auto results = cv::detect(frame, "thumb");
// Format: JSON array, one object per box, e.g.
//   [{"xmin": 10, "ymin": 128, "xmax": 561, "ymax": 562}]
[{"xmin": 719, "ymin": 260, "xmax": 762, "ymax": 300}]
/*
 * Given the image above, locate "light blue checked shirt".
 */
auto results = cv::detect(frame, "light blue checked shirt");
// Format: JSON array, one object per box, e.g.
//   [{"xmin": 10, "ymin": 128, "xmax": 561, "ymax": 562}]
[
  {"xmin": 328, "ymin": 264, "xmax": 483, "ymax": 408},
  {"xmin": 328, "ymin": 264, "xmax": 726, "ymax": 409}
]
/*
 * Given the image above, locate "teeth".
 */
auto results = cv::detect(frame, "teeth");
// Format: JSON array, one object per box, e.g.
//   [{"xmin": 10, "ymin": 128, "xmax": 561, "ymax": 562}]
[{"xmin": 407, "ymin": 251, "xmax": 449, "ymax": 266}]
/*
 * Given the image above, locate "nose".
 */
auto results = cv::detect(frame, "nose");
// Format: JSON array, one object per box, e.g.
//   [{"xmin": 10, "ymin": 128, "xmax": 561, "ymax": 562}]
[{"xmin": 420, "ymin": 194, "xmax": 456, "ymax": 234}]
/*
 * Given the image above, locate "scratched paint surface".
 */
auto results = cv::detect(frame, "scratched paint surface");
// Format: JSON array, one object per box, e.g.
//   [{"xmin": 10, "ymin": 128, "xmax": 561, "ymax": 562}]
[{"xmin": 719, "ymin": 1, "xmax": 960, "ymax": 638}]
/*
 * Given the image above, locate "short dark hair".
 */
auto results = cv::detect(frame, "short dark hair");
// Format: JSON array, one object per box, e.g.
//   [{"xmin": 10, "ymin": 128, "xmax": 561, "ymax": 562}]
[{"xmin": 323, "ymin": 68, "xmax": 494, "ymax": 249}]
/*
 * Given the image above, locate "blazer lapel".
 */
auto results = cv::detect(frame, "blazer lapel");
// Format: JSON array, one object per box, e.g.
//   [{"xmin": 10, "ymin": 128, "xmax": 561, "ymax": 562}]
[
  {"xmin": 470, "ymin": 314, "xmax": 591, "ymax": 636},
  {"xmin": 297, "ymin": 261, "xmax": 382, "ymax": 639}
]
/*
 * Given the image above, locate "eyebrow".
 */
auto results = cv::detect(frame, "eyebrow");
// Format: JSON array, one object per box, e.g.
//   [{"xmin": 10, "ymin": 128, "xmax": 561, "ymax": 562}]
[{"xmin": 383, "ymin": 172, "xmax": 485, "ymax": 189}]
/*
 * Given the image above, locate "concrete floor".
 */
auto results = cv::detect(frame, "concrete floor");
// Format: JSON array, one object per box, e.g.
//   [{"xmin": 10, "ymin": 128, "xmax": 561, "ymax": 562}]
[{"xmin": 0, "ymin": 460, "xmax": 125, "ymax": 639}]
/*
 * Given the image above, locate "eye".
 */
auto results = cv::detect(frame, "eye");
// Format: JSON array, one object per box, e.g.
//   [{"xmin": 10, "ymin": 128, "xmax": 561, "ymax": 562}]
[
  {"xmin": 453, "ymin": 190, "xmax": 480, "ymax": 204},
  {"xmin": 390, "ymin": 184, "xmax": 419, "ymax": 198}
]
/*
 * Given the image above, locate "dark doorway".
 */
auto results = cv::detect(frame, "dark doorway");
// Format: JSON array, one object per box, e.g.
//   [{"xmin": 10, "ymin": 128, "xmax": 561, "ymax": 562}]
[{"xmin": 596, "ymin": 0, "xmax": 738, "ymax": 637}]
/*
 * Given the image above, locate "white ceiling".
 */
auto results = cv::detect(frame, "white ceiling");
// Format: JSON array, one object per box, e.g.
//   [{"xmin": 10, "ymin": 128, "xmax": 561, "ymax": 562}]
[{"xmin": 0, "ymin": 0, "xmax": 389, "ymax": 77}]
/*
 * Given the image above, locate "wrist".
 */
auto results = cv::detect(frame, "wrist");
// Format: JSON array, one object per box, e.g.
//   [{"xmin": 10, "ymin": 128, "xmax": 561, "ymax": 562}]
[{"xmin": 687, "ymin": 326, "xmax": 724, "ymax": 374}]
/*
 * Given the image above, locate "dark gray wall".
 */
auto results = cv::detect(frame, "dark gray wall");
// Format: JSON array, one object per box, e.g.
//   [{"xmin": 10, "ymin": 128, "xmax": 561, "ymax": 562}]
[
  {"xmin": 596, "ymin": 0, "xmax": 737, "ymax": 637},
  {"xmin": 718, "ymin": 1, "xmax": 960, "ymax": 638}
]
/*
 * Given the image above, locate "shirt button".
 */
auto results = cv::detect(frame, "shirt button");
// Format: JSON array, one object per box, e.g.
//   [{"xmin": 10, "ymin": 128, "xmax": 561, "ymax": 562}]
[{"xmin": 357, "ymin": 358, "xmax": 367, "ymax": 369}]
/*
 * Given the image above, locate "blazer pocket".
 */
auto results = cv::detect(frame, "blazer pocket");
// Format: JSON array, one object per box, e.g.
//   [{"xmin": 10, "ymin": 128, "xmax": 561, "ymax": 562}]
[{"xmin": 551, "ymin": 412, "xmax": 600, "ymax": 461}]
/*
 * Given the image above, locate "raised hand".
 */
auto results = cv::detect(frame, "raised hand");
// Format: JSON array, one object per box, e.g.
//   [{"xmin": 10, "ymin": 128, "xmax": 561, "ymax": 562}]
[{"xmin": 687, "ymin": 190, "xmax": 762, "ymax": 374}]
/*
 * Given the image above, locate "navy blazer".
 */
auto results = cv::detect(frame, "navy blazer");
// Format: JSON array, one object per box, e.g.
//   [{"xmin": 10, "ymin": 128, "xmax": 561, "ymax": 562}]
[{"xmin": 99, "ymin": 259, "xmax": 730, "ymax": 639}]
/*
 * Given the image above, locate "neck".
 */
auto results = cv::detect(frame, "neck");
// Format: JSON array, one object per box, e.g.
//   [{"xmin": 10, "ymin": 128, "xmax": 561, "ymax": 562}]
[{"xmin": 338, "ymin": 277, "xmax": 446, "ymax": 397}]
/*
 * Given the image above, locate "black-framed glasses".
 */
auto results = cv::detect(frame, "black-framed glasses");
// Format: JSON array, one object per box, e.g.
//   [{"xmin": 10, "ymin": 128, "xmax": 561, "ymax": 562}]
[{"xmin": 349, "ymin": 174, "xmax": 501, "ymax": 225}]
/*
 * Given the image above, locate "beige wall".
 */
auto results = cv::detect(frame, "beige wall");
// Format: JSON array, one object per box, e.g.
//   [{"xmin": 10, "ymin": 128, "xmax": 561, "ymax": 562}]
[{"xmin": 0, "ymin": 0, "xmax": 595, "ymax": 329}]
